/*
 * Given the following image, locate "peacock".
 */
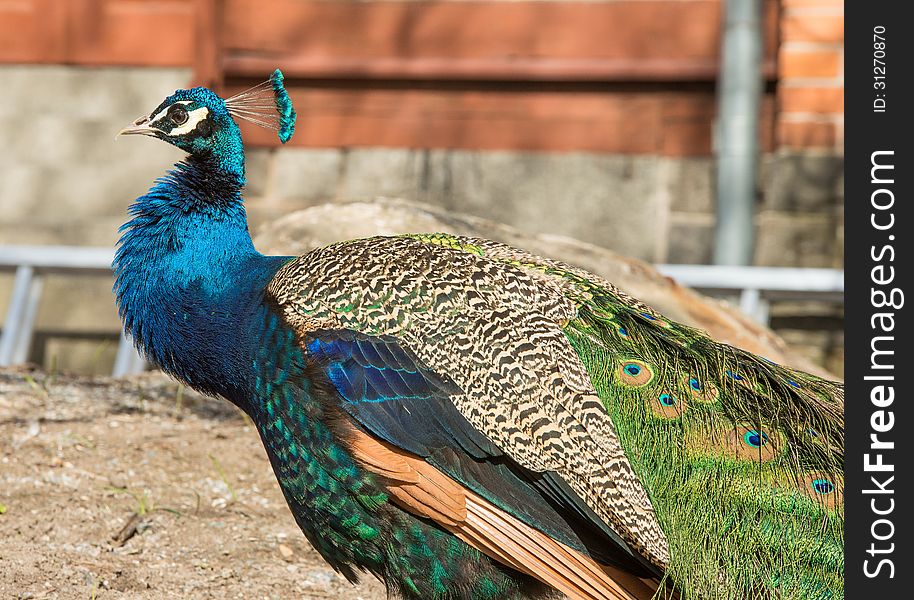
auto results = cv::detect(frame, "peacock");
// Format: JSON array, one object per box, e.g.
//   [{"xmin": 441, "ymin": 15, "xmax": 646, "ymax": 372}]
[{"xmin": 114, "ymin": 70, "xmax": 844, "ymax": 600}]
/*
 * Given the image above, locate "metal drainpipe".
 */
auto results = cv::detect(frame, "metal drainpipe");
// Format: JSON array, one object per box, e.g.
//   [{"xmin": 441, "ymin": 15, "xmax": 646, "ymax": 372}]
[{"xmin": 712, "ymin": 0, "xmax": 764, "ymax": 266}]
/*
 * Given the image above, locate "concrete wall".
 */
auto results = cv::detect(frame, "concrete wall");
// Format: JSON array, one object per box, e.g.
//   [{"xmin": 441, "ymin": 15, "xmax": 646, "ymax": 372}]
[
  {"xmin": 0, "ymin": 67, "xmax": 192, "ymax": 371},
  {"xmin": 243, "ymin": 147, "xmax": 844, "ymax": 269},
  {"xmin": 0, "ymin": 66, "xmax": 843, "ymax": 374}
]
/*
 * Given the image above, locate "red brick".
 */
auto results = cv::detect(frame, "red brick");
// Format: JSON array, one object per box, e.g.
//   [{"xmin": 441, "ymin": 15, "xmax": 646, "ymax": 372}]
[
  {"xmin": 67, "ymin": 0, "xmax": 195, "ymax": 66},
  {"xmin": 780, "ymin": 49, "xmax": 841, "ymax": 79},
  {"xmin": 780, "ymin": 86, "xmax": 844, "ymax": 113},
  {"xmin": 777, "ymin": 121, "xmax": 837, "ymax": 149},
  {"xmin": 781, "ymin": 0, "xmax": 843, "ymax": 8},
  {"xmin": 782, "ymin": 15, "xmax": 844, "ymax": 44}
]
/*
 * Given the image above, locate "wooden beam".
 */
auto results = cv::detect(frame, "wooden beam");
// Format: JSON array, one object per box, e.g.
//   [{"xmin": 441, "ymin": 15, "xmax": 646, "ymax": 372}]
[
  {"xmin": 194, "ymin": 0, "xmax": 223, "ymax": 88},
  {"xmin": 221, "ymin": 0, "xmax": 780, "ymax": 82},
  {"xmin": 229, "ymin": 84, "xmax": 777, "ymax": 155},
  {"xmin": 225, "ymin": 55, "xmax": 778, "ymax": 83}
]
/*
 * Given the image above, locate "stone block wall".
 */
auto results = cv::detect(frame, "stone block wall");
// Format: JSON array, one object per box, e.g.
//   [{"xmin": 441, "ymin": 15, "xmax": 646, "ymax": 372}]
[
  {"xmin": 0, "ymin": 67, "xmax": 192, "ymax": 372},
  {"xmin": 242, "ymin": 147, "xmax": 844, "ymax": 270}
]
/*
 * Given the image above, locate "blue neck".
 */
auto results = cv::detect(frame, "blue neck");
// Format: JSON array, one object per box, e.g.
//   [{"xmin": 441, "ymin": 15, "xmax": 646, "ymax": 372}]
[
  {"xmin": 114, "ymin": 155, "xmax": 288, "ymax": 399},
  {"xmin": 193, "ymin": 120, "xmax": 246, "ymax": 179}
]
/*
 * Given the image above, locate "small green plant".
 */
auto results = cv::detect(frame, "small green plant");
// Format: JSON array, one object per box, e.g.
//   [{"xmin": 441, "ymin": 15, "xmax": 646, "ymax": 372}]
[
  {"xmin": 90, "ymin": 339, "xmax": 113, "ymax": 374},
  {"xmin": 107, "ymin": 486, "xmax": 153, "ymax": 515},
  {"xmin": 65, "ymin": 433, "xmax": 96, "ymax": 450},
  {"xmin": 48, "ymin": 354, "xmax": 58, "ymax": 386},
  {"xmin": 175, "ymin": 383, "xmax": 185, "ymax": 414},
  {"xmin": 89, "ymin": 574, "xmax": 101, "ymax": 600},
  {"xmin": 233, "ymin": 403, "xmax": 255, "ymax": 428},
  {"xmin": 23, "ymin": 373, "xmax": 49, "ymax": 398},
  {"xmin": 209, "ymin": 454, "xmax": 237, "ymax": 503},
  {"xmin": 107, "ymin": 486, "xmax": 181, "ymax": 517}
]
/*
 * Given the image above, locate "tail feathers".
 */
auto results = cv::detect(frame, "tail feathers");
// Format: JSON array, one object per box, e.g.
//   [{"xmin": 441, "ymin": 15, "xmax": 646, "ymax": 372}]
[
  {"xmin": 566, "ymin": 296, "xmax": 844, "ymax": 598},
  {"xmin": 344, "ymin": 424, "xmax": 658, "ymax": 600},
  {"xmin": 454, "ymin": 491, "xmax": 658, "ymax": 600}
]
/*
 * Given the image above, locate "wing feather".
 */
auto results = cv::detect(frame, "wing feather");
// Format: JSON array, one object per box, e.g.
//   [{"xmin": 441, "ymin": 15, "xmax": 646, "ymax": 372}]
[
  {"xmin": 342, "ymin": 423, "xmax": 656, "ymax": 600},
  {"xmin": 268, "ymin": 236, "xmax": 671, "ymax": 567}
]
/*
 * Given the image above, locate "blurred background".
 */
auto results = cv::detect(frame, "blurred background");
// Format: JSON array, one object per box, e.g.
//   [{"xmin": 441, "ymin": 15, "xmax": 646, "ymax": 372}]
[{"xmin": 0, "ymin": 0, "xmax": 843, "ymax": 376}]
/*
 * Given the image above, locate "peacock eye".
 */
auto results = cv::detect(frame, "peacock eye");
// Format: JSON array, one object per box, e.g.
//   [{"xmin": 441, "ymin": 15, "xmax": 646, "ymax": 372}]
[{"xmin": 169, "ymin": 105, "xmax": 189, "ymax": 126}]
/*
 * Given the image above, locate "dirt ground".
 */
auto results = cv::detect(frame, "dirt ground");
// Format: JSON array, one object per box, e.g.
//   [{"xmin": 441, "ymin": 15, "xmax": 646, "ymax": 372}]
[{"xmin": 0, "ymin": 367, "xmax": 387, "ymax": 599}]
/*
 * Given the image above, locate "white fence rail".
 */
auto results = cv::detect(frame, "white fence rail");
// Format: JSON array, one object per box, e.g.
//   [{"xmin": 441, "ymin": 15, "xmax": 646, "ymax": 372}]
[
  {"xmin": 0, "ymin": 245, "xmax": 146, "ymax": 376},
  {"xmin": 655, "ymin": 264, "xmax": 844, "ymax": 325},
  {"xmin": 2, "ymin": 245, "xmax": 844, "ymax": 377}
]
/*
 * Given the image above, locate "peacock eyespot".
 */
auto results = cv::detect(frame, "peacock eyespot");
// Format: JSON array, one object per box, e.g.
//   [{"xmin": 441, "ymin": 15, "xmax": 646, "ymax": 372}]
[
  {"xmin": 788, "ymin": 380, "xmax": 801, "ymax": 388},
  {"xmin": 726, "ymin": 370, "xmax": 744, "ymax": 381},
  {"xmin": 617, "ymin": 326, "xmax": 629, "ymax": 338},
  {"xmin": 801, "ymin": 473, "xmax": 843, "ymax": 509},
  {"xmin": 743, "ymin": 430, "xmax": 769, "ymax": 448},
  {"xmin": 169, "ymin": 104, "xmax": 189, "ymax": 126},
  {"xmin": 649, "ymin": 391, "xmax": 687, "ymax": 418},
  {"xmin": 686, "ymin": 376, "xmax": 718, "ymax": 403},
  {"xmin": 812, "ymin": 479, "xmax": 835, "ymax": 495},
  {"xmin": 618, "ymin": 360, "xmax": 653, "ymax": 387},
  {"xmin": 720, "ymin": 426, "xmax": 779, "ymax": 461}
]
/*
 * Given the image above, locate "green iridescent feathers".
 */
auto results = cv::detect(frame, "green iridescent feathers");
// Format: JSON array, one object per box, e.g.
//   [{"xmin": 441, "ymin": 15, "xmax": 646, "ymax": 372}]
[
  {"xmin": 270, "ymin": 69, "xmax": 296, "ymax": 143},
  {"xmin": 564, "ymin": 298, "xmax": 843, "ymax": 599},
  {"xmin": 251, "ymin": 310, "xmax": 525, "ymax": 599},
  {"xmin": 409, "ymin": 233, "xmax": 845, "ymax": 599}
]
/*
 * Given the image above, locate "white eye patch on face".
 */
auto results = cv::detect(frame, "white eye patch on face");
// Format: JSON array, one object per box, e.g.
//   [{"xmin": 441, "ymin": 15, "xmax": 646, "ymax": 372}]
[{"xmin": 150, "ymin": 101, "xmax": 211, "ymax": 137}]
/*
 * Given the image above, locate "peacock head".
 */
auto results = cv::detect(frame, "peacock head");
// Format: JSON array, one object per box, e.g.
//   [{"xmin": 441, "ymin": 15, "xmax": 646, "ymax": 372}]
[{"xmin": 118, "ymin": 69, "xmax": 296, "ymax": 175}]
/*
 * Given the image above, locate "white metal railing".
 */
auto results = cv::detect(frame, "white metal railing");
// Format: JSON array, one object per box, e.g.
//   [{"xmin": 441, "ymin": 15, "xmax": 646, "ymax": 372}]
[
  {"xmin": 1, "ymin": 245, "xmax": 844, "ymax": 376},
  {"xmin": 0, "ymin": 245, "xmax": 146, "ymax": 376},
  {"xmin": 655, "ymin": 264, "xmax": 844, "ymax": 325}
]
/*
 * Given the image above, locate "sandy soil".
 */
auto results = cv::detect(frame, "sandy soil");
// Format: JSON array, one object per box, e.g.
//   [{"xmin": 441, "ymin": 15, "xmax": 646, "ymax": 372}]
[{"xmin": 0, "ymin": 368, "xmax": 387, "ymax": 599}]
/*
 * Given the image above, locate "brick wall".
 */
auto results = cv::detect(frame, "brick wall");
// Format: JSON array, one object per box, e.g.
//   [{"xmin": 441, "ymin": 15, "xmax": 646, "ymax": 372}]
[
  {"xmin": 1, "ymin": 0, "xmax": 846, "ymax": 157},
  {"xmin": 218, "ymin": 0, "xmax": 779, "ymax": 156},
  {"xmin": 768, "ymin": 0, "xmax": 845, "ymax": 374},
  {"xmin": 2, "ymin": 0, "xmax": 782, "ymax": 156},
  {"xmin": 777, "ymin": 0, "xmax": 844, "ymax": 150}
]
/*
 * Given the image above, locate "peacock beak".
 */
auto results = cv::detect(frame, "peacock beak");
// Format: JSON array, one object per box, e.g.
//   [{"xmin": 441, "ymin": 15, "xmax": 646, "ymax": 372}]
[{"xmin": 116, "ymin": 116, "xmax": 157, "ymax": 139}]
